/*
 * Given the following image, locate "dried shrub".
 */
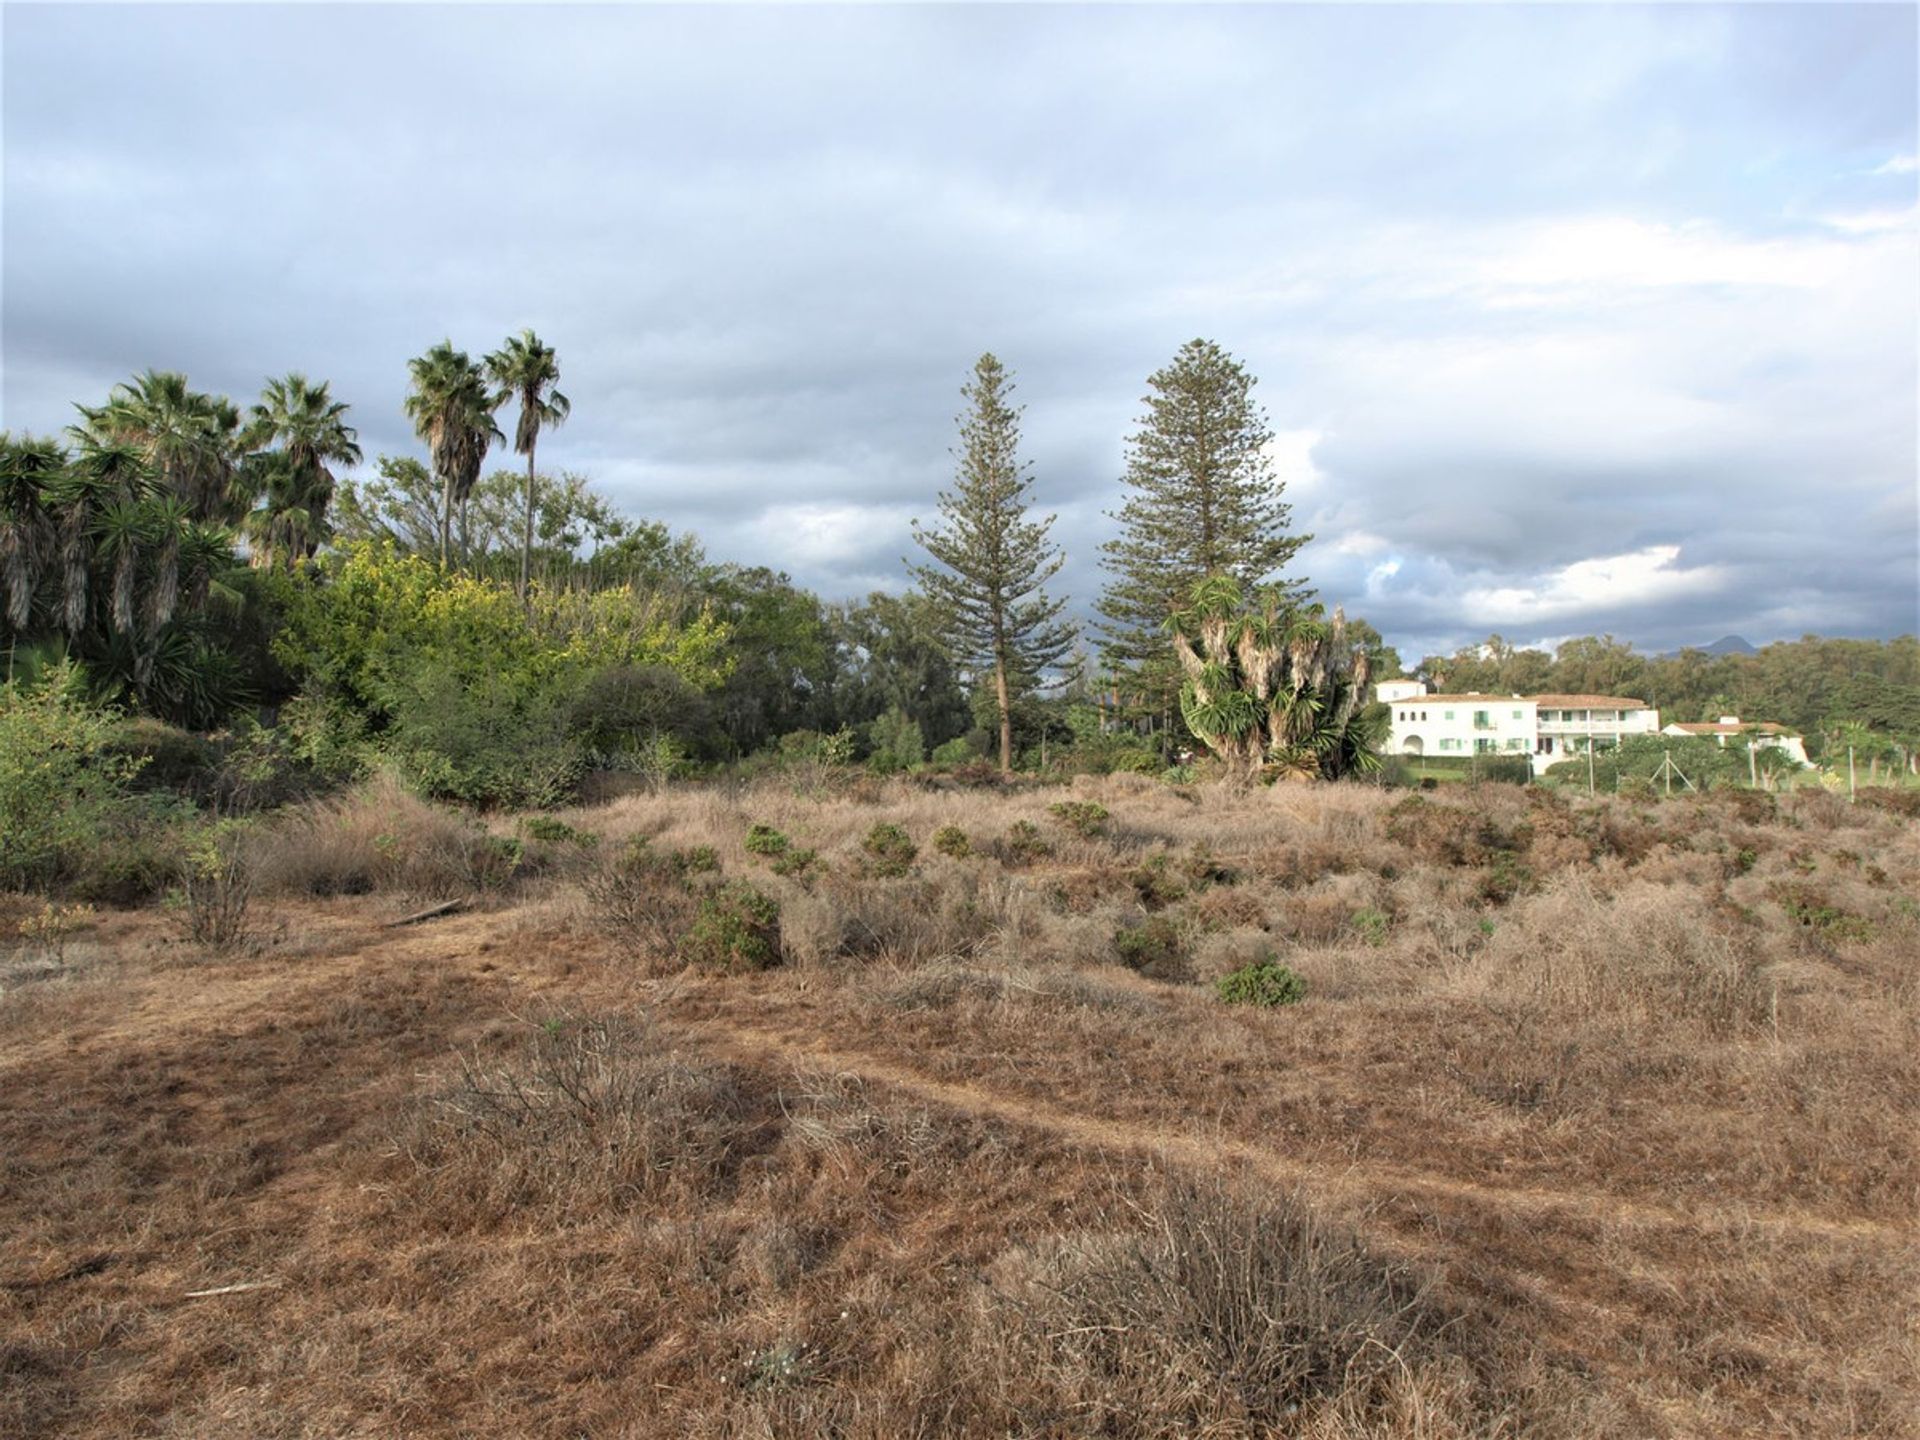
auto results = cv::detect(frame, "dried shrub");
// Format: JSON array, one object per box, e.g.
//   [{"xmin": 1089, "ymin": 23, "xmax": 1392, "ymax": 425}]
[
  {"xmin": 1048, "ymin": 800, "xmax": 1111, "ymax": 839},
  {"xmin": 998, "ymin": 1180, "xmax": 1448, "ymax": 1432},
  {"xmin": 399, "ymin": 1015, "xmax": 754, "ymax": 1225},
  {"xmin": 998, "ymin": 821, "xmax": 1059, "ymax": 867},
  {"xmin": 251, "ymin": 773, "xmax": 515, "ymax": 899},
  {"xmin": 581, "ymin": 840, "xmax": 704, "ymax": 957},
  {"xmin": 1113, "ymin": 915, "xmax": 1189, "ymax": 981}
]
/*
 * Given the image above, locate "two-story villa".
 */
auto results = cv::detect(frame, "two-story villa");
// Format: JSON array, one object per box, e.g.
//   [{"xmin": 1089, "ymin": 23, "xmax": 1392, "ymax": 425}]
[{"xmin": 1377, "ymin": 680, "xmax": 1661, "ymax": 775}]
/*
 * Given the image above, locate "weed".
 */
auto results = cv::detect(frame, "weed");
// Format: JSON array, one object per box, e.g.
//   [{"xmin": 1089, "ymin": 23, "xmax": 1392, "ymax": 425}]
[
  {"xmin": 15, "ymin": 902, "xmax": 96, "ymax": 965},
  {"xmin": 932, "ymin": 824, "xmax": 972, "ymax": 859},
  {"xmin": 1351, "ymin": 906, "xmax": 1390, "ymax": 947},
  {"xmin": 173, "ymin": 819, "xmax": 254, "ymax": 952}
]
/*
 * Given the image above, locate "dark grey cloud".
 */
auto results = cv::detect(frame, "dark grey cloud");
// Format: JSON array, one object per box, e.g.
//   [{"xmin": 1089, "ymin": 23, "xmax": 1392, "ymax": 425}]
[{"xmin": 4, "ymin": 2, "xmax": 1915, "ymax": 660}]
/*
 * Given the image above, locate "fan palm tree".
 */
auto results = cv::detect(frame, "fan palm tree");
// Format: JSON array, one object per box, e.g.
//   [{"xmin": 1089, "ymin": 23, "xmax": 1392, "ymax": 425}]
[
  {"xmin": 243, "ymin": 374, "xmax": 361, "ymax": 568},
  {"xmin": 484, "ymin": 330, "xmax": 570, "ymax": 599},
  {"xmin": 404, "ymin": 342, "xmax": 499, "ymax": 568},
  {"xmin": 73, "ymin": 370, "xmax": 244, "ymax": 524},
  {"xmin": 0, "ymin": 435, "xmax": 67, "ymax": 634}
]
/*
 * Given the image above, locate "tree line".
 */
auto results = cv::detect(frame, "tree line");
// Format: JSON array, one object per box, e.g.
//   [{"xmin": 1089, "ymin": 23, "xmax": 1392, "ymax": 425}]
[{"xmin": 4, "ymin": 332, "xmax": 1914, "ymax": 796}]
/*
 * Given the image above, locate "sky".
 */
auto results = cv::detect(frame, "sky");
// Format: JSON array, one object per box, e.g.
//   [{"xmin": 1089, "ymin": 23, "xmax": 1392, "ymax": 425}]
[{"xmin": 3, "ymin": 2, "xmax": 1916, "ymax": 660}]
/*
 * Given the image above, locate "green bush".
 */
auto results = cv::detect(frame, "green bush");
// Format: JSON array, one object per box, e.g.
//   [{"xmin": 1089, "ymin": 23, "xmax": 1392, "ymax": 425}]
[
  {"xmin": 1048, "ymin": 800, "xmax": 1111, "ymax": 838},
  {"xmin": 680, "ymin": 881, "xmax": 782, "ymax": 971},
  {"xmin": 861, "ymin": 822, "xmax": 918, "ymax": 878},
  {"xmin": 1351, "ymin": 907, "xmax": 1390, "ymax": 947},
  {"xmin": 1113, "ymin": 915, "xmax": 1188, "ymax": 980},
  {"xmin": 1002, "ymin": 819, "xmax": 1052, "ymax": 864},
  {"xmin": 770, "ymin": 846, "xmax": 818, "ymax": 880},
  {"xmin": 0, "ymin": 666, "xmax": 148, "ymax": 891},
  {"xmin": 932, "ymin": 824, "xmax": 972, "ymax": 859},
  {"xmin": 745, "ymin": 823, "xmax": 791, "ymax": 856},
  {"xmin": 678, "ymin": 844, "xmax": 721, "ymax": 876},
  {"xmin": 1216, "ymin": 957, "xmax": 1307, "ymax": 1007},
  {"xmin": 523, "ymin": 816, "xmax": 599, "ymax": 847},
  {"xmin": 930, "ymin": 737, "xmax": 976, "ymax": 767},
  {"xmin": 866, "ymin": 706, "xmax": 925, "ymax": 774}
]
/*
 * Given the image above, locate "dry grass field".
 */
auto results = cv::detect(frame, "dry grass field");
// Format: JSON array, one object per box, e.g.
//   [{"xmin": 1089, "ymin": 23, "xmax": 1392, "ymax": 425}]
[{"xmin": 3, "ymin": 773, "xmax": 1917, "ymax": 1437}]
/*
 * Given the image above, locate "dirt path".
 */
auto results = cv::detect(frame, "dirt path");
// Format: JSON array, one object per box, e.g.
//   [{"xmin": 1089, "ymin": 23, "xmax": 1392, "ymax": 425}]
[{"xmin": 678, "ymin": 1013, "xmax": 1913, "ymax": 1249}]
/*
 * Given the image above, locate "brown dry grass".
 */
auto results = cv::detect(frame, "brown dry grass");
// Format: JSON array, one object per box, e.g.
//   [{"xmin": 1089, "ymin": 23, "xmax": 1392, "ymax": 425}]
[{"xmin": 3, "ymin": 775, "xmax": 1916, "ymax": 1437}]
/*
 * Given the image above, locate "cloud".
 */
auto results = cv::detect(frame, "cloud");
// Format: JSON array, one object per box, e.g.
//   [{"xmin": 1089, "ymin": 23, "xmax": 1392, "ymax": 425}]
[
  {"xmin": 1460, "ymin": 545, "xmax": 1727, "ymax": 625},
  {"xmin": 1872, "ymin": 153, "xmax": 1918, "ymax": 175},
  {"xmin": 2, "ymin": 2, "xmax": 1914, "ymax": 660}
]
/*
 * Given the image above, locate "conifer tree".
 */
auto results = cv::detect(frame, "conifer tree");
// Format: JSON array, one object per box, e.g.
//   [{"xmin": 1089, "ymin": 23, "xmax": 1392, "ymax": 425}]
[
  {"xmin": 1097, "ymin": 339, "xmax": 1308, "ymax": 732},
  {"xmin": 911, "ymin": 353, "xmax": 1076, "ymax": 773}
]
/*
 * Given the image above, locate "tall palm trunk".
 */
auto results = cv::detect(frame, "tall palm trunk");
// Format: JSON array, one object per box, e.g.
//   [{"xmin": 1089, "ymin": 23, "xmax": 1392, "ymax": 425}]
[{"xmin": 521, "ymin": 441, "xmax": 536, "ymax": 602}]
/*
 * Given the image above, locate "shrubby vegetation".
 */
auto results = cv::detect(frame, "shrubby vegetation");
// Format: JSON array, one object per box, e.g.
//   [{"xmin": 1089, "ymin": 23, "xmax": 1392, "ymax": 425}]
[{"xmin": 3, "ymin": 336, "xmax": 1914, "ymax": 914}]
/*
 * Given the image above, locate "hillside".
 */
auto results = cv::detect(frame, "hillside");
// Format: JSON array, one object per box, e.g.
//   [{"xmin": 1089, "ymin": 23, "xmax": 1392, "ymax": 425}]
[{"xmin": 3, "ymin": 777, "xmax": 1917, "ymax": 1437}]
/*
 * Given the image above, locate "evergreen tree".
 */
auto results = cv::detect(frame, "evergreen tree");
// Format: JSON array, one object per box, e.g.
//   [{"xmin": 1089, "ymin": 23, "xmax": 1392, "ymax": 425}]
[
  {"xmin": 1098, "ymin": 339, "xmax": 1308, "ymax": 734},
  {"xmin": 910, "ymin": 353, "xmax": 1076, "ymax": 773}
]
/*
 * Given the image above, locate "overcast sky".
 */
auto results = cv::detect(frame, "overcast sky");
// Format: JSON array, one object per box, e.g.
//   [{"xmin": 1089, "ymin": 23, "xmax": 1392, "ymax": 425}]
[{"xmin": 4, "ymin": 2, "xmax": 1916, "ymax": 658}]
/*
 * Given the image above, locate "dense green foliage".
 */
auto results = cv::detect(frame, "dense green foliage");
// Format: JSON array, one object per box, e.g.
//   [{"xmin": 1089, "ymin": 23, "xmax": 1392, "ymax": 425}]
[
  {"xmin": 1216, "ymin": 957, "xmax": 1307, "ymax": 1007},
  {"xmin": 0, "ymin": 665, "xmax": 148, "ymax": 888},
  {"xmin": 275, "ymin": 542, "xmax": 731, "ymax": 805}
]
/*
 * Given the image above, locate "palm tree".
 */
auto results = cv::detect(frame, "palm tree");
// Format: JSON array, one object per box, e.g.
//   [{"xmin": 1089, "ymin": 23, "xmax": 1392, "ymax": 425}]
[
  {"xmin": 73, "ymin": 370, "xmax": 244, "ymax": 524},
  {"xmin": 404, "ymin": 342, "xmax": 499, "ymax": 568},
  {"xmin": 243, "ymin": 374, "xmax": 361, "ymax": 568},
  {"xmin": 484, "ymin": 330, "xmax": 570, "ymax": 599},
  {"xmin": 0, "ymin": 435, "xmax": 66, "ymax": 635}
]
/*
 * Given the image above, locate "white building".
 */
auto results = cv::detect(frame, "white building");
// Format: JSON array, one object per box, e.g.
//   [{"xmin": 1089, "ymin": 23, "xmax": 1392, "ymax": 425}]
[
  {"xmin": 1662, "ymin": 717, "xmax": 1809, "ymax": 767},
  {"xmin": 1379, "ymin": 681, "xmax": 1661, "ymax": 775}
]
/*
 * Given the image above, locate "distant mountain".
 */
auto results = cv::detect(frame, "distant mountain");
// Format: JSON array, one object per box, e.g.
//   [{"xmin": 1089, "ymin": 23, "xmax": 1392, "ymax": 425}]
[{"xmin": 1661, "ymin": 635, "xmax": 1757, "ymax": 659}]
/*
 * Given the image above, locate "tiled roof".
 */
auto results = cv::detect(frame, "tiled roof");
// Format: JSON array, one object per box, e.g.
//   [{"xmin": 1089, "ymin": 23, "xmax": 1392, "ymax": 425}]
[
  {"xmin": 1526, "ymin": 694, "xmax": 1650, "ymax": 709},
  {"xmin": 1669, "ymin": 721, "xmax": 1797, "ymax": 737}
]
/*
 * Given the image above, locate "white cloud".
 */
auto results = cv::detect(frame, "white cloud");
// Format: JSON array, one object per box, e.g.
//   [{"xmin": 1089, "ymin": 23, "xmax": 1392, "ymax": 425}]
[
  {"xmin": 1475, "ymin": 216, "xmax": 1845, "ymax": 296},
  {"xmin": 1462, "ymin": 545, "xmax": 1728, "ymax": 624},
  {"xmin": 1817, "ymin": 204, "xmax": 1919, "ymax": 236},
  {"xmin": 1871, "ymin": 154, "xmax": 1918, "ymax": 176}
]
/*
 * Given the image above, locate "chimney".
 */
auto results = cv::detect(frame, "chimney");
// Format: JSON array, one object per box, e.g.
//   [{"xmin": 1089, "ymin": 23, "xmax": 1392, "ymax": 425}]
[{"xmin": 1718, "ymin": 715, "xmax": 1740, "ymax": 726}]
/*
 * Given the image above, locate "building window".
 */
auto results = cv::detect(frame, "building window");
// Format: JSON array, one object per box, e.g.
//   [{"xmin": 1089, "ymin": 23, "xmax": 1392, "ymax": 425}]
[
  {"xmin": 1473, "ymin": 709, "xmax": 1491, "ymax": 729},
  {"xmin": 1512, "ymin": 709, "xmax": 1523, "ymax": 719},
  {"xmin": 1475, "ymin": 738, "xmax": 1495, "ymax": 754},
  {"xmin": 1443, "ymin": 710, "xmax": 1454, "ymax": 720}
]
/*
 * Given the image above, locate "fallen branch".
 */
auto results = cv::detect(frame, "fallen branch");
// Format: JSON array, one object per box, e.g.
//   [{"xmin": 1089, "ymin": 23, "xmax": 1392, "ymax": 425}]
[
  {"xmin": 382, "ymin": 898, "xmax": 468, "ymax": 929},
  {"xmin": 184, "ymin": 1278, "xmax": 282, "ymax": 1299}
]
